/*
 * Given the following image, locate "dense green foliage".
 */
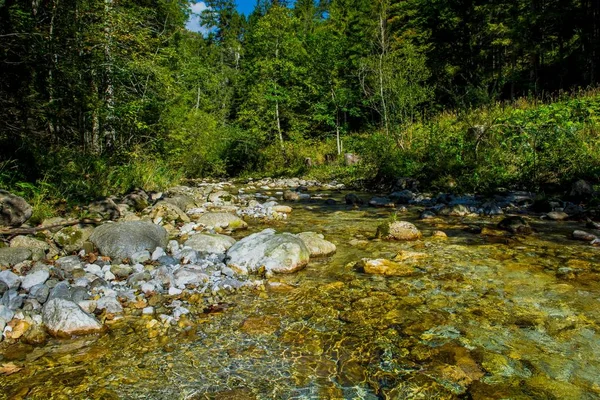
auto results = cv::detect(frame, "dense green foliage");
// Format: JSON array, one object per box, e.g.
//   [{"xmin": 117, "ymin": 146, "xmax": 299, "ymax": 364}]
[{"xmin": 1, "ymin": 0, "xmax": 599, "ymax": 207}]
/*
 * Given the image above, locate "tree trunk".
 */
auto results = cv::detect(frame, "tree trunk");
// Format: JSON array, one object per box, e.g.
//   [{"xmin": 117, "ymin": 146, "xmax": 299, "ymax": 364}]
[
  {"xmin": 103, "ymin": 0, "xmax": 116, "ymax": 151},
  {"xmin": 377, "ymin": 1, "xmax": 389, "ymax": 136}
]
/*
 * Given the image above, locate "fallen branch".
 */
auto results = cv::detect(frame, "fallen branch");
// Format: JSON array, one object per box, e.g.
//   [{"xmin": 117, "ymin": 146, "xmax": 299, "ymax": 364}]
[{"xmin": 0, "ymin": 218, "xmax": 104, "ymax": 236}]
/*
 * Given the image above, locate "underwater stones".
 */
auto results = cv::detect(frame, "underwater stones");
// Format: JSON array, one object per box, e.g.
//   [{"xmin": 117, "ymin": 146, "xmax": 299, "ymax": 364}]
[
  {"xmin": 356, "ymin": 258, "xmax": 418, "ymax": 277},
  {"xmin": 196, "ymin": 212, "xmax": 247, "ymax": 231},
  {"xmin": 184, "ymin": 233, "xmax": 236, "ymax": 254},
  {"xmin": 0, "ymin": 190, "xmax": 32, "ymax": 227},
  {"xmin": 241, "ymin": 315, "xmax": 281, "ymax": 335},
  {"xmin": 376, "ymin": 221, "xmax": 422, "ymax": 241},
  {"xmin": 497, "ymin": 216, "xmax": 532, "ymax": 235},
  {"xmin": 42, "ymin": 298, "xmax": 104, "ymax": 337},
  {"xmin": 226, "ymin": 229, "xmax": 310, "ymax": 275},
  {"xmin": 89, "ymin": 221, "xmax": 168, "ymax": 261},
  {"xmin": 296, "ymin": 232, "xmax": 336, "ymax": 257}
]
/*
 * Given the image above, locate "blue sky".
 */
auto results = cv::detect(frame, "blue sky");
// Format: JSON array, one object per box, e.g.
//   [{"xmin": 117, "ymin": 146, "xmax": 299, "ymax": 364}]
[{"xmin": 186, "ymin": 1, "xmax": 257, "ymax": 33}]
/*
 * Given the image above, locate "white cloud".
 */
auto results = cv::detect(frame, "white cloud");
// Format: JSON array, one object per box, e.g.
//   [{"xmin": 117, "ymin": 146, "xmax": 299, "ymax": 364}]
[{"xmin": 186, "ymin": 1, "xmax": 209, "ymax": 33}]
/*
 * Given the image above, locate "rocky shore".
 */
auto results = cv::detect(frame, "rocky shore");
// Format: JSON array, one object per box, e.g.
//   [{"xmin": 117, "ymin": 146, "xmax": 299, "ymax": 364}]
[{"xmin": 0, "ymin": 177, "xmax": 598, "ymax": 348}]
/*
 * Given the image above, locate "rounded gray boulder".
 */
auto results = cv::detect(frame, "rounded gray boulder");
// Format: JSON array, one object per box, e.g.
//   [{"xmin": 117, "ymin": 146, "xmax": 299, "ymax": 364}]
[{"xmin": 90, "ymin": 221, "xmax": 168, "ymax": 261}]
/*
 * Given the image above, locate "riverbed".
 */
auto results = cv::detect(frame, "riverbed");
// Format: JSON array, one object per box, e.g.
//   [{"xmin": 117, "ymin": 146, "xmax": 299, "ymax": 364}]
[{"xmin": 2, "ymin": 188, "xmax": 600, "ymax": 399}]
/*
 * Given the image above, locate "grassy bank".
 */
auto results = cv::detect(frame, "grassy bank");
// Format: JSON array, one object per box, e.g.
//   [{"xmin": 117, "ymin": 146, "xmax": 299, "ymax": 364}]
[
  {"xmin": 258, "ymin": 90, "xmax": 600, "ymax": 193},
  {"xmin": 1, "ymin": 90, "xmax": 599, "ymax": 223}
]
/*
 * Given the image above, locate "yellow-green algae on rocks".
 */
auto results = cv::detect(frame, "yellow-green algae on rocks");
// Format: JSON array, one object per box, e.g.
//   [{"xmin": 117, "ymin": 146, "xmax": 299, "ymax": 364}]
[{"xmin": 2, "ymin": 191, "xmax": 600, "ymax": 399}]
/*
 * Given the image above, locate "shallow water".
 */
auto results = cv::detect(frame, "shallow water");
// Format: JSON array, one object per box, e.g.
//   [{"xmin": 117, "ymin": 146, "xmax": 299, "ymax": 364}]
[{"xmin": 2, "ymin": 191, "xmax": 600, "ymax": 399}]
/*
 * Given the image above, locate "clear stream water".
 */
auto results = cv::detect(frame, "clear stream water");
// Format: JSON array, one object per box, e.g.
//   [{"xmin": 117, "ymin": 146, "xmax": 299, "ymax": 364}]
[{"xmin": 1, "ymin": 190, "xmax": 600, "ymax": 399}]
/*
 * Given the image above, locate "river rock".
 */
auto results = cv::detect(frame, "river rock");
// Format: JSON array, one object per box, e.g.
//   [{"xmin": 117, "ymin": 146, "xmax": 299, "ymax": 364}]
[
  {"xmin": 55, "ymin": 255, "xmax": 83, "ymax": 272},
  {"xmin": 356, "ymin": 259, "xmax": 417, "ymax": 277},
  {"xmin": 0, "ymin": 270, "xmax": 20, "ymax": 289},
  {"xmin": 345, "ymin": 193, "xmax": 364, "ymax": 205},
  {"xmin": 173, "ymin": 268, "xmax": 209, "ymax": 288},
  {"xmin": 569, "ymin": 179, "xmax": 594, "ymax": 202},
  {"xmin": 96, "ymin": 296, "xmax": 123, "ymax": 314},
  {"xmin": 54, "ymin": 225, "xmax": 95, "ymax": 253},
  {"xmin": 10, "ymin": 236, "xmax": 50, "ymax": 254},
  {"xmin": 572, "ymin": 230, "xmax": 597, "ymax": 242},
  {"xmin": 184, "ymin": 233, "xmax": 236, "ymax": 254},
  {"xmin": 88, "ymin": 198, "xmax": 121, "ymax": 220},
  {"xmin": 42, "ymin": 298, "xmax": 105, "ymax": 337},
  {"xmin": 376, "ymin": 221, "xmax": 422, "ymax": 241},
  {"xmin": 283, "ymin": 191, "xmax": 300, "ymax": 201},
  {"xmin": 122, "ymin": 188, "xmax": 150, "ymax": 211},
  {"xmin": 150, "ymin": 202, "xmax": 190, "ymax": 224},
  {"xmin": 438, "ymin": 204, "xmax": 471, "ymax": 217},
  {"xmin": 296, "ymin": 232, "xmax": 336, "ymax": 257},
  {"xmin": 21, "ymin": 270, "xmax": 49, "ymax": 290},
  {"xmin": 0, "ymin": 190, "xmax": 32, "ymax": 227},
  {"xmin": 546, "ymin": 211, "xmax": 569, "ymax": 221},
  {"xmin": 497, "ymin": 216, "xmax": 532, "ymax": 235},
  {"xmin": 389, "ymin": 190, "xmax": 415, "ymax": 204},
  {"xmin": 90, "ymin": 221, "xmax": 168, "ymax": 261},
  {"xmin": 369, "ymin": 197, "xmax": 395, "ymax": 208},
  {"xmin": 226, "ymin": 229, "xmax": 310, "ymax": 275},
  {"xmin": 163, "ymin": 195, "xmax": 196, "ymax": 212},
  {"xmin": 197, "ymin": 212, "xmax": 247, "ymax": 231},
  {"xmin": 0, "ymin": 247, "xmax": 32, "ymax": 266},
  {"xmin": 208, "ymin": 190, "xmax": 236, "ymax": 204}
]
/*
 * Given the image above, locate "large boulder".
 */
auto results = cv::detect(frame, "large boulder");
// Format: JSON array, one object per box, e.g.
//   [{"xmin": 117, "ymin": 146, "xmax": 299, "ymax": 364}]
[
  {"xmin": 227, "ymin": 229, "xmax": 310, "ymax": 275},
  {"xmin": 184, "ymin": 233, "xmax": 236, "ymax": 254},
  {"xmin": 162, "ymin": 195, "xmax": 197, "ymax": 212},
  {"xmin": 0, "ymin": 247, "xmax": 32, "ymax": 266},
  {"xmin": 296, "ymin": 232, "xmax": 336, "ymax": 257},
  {"xmin": 376, "ymin": 221, "xmax": 422, "ymax": 241},
  {"xmin": 89, "ymin": 221, "xmax": 168, "ymax": 261},
  {"xmin": 569, "ymin": 179, "xmax": 594, "ymax": 202},
  {"xmin": 438, "ymin": 204, "xmax": 472, "ymax": 217},
  {"xmin": 345, "ymin": 193, "xmax": 364, "ymax": 205},
  {"xmin": 42, "ymin": 298, "xmax": 105, "ymax": 338},
  {"xmin": 10, "ymin": 235, "xmax": 49, "ymax": 260},
  {"xmin": 197, "ymin": 212, "xmax": 247, "ymax": 231},
  {"xmin": 369, "ymin": 197, "xmax": 395, "ymax": 208},
  {"xmin": 208, "ymin": 190, "xmax": 236, "ymax": 204},
  {"xmin": 0, "ymin": 190, "xmax": 32, "ymax": 227},
  {"xmin": 389, "ymin": 190, "xmax": 415, "ymax": 204}
]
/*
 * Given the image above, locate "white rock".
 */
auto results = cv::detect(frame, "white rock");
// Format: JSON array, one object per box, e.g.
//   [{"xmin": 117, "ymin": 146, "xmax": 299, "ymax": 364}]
[
  {"xmin": 0, "ymin": 270, "xmax": 20, "ymax": 289},
  {"xmin": 84, "ymin": 264, "xmax": 103, "ymax": 276},
  {"xmin": 151, "ymin": 247, "xmax": 166, "ymax": 261},
  {"xmin": 142, "ymin": 307, "xmax": 154, "ymax": 315},
  {"xmin": 42, "ymin": 298, "xmax": 104, "ymax": 337},
  {"xmin": 104, "ymin": 271, "xmax": 116, "ymax": 281},
  {"xmin": 96, "ymin": 296, "xmax": 123, "ymax": 314},
  {"xmin": 140, "ymin": 282, "xmax": 155, "ymax": 294},
  {"xmin": 21, "ymin": 270, "xmax": 50, "ymax": 290},
  {"xmin": 168, "ymin": 287, "xmax": 182, "ymax": 296}
]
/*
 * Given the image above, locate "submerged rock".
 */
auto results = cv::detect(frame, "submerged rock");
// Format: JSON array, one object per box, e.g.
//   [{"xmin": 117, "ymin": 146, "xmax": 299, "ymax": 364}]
[
  {"xmin": 42, "ymin": 298, "xmax": 105, "ymax": 337},
  {"xmin": 296, "ymin": 232, "xmax": 336, "ymax": 257},
  {"xmin": 355, "ymin": 258, "xmax": 418, "ymax": 276},
  {"xmin": 344, "ymin": 193, "xmax": 364, "ymax": 205},
  {"xmin": 0, "ymin": 190, "xmax": 32, "ymax": 227},
  {"xmin": 196, "ymin": 212, "xmax": 247, "ymax": 231},
  {"xmin": 369, "ymin": 197, "xmax": 395, "ymax": 208},
  {"xmin": 184, "ymin": 233, "xmax": 236, "ymax": 254},
  {"xmin": 226, "ymin": 229, "xmax": 310, "ymax": 275},
  {"xmin": 90, "ymin": 221, "xmax": 168, "ymax": 261},
  {"xmin": 497, "ymin": 216, "xmax": 532, "ymax": 235},
  {"xmin": 376, "ymin": 221, "xmax": 422, "ymax": 241}
]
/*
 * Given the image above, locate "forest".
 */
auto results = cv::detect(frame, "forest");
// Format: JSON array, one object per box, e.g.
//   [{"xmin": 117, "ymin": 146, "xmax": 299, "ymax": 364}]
[{"xmin": 1, "ymin": 0, "xmax": 599, "ymax": 204}]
